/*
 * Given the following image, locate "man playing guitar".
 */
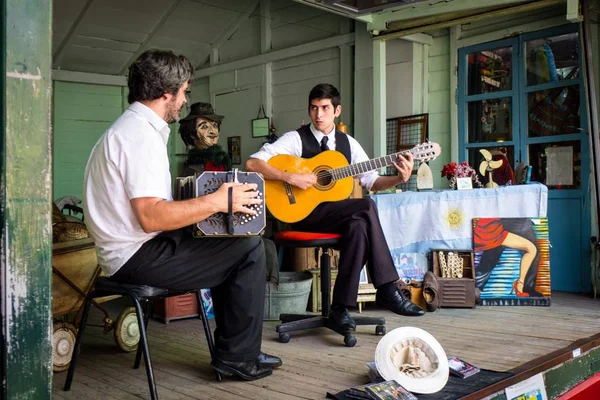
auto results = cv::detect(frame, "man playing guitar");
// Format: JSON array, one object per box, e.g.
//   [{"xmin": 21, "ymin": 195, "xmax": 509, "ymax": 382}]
[{"xmin": 246, "ymin": 83, "xmax": 424, "ymax": 334}]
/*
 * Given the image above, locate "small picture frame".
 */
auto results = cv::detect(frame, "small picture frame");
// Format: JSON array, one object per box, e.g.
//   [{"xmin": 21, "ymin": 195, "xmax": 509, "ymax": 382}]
[
  {"xmin": 456, "ymin": 177, "xmax": 473, "ymax": 190},
  {"xmin": 227, "ymin": 136, "xmax": 241, "ymax": 165},
  {"xmin": 359, "ymin": 266, "xmax": 369, "ymax": 284},
  {"xmin": 252, "ymin": 118, "xmax": 270, "ymax": 138}
]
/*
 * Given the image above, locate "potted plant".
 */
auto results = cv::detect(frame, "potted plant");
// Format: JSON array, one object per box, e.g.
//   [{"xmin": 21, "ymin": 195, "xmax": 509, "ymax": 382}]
[{"xmin": 441, "ymin": 161, "xmax": 483, "ymax": 189}]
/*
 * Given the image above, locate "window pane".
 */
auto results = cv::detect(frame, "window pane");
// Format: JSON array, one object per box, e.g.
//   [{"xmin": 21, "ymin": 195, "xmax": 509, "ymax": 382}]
[
  {"xmin": 529, "ymin": 141, "xmax": 581, "ymax": 189},
  {"xmin": 525, "ymin": 33, "xmax": 579, "ymax": 86},
  {"xmin": 468, "ymin": 146, "xmax": 515, "ymax": 186},
  {"xmin": 467, "ymin": 47, "xmax": 512, "ymax": 95},
  {"xmin": 467, "ymin": 98, "xmax": 512, "ymax": 143},
  {"xmin": 527, "ymin": 85, "xmax": 580, "ymax": 137}
]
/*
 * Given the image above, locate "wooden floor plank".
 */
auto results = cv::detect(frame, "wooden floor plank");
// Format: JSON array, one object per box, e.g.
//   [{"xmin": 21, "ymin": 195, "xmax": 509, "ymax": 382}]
[{"xmin": 55, "ymin": 292, "xmax": 600, "ymax": 399}]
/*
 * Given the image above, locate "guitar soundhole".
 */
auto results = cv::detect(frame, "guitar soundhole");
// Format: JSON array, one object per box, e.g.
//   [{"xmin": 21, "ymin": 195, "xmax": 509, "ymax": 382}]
[
  {"xmin": 317, "ymin": 172, "xmax": 332, "ymax": 186},
  {"xmin": 314, "ymin": 167, "xmax": 335, "ymax": 191}
]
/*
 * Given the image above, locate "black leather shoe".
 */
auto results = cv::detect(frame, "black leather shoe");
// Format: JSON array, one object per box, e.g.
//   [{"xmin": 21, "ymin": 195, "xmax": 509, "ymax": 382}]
[
  {"xmin": 211, "ymin": 358, "xmax": 272, "ymax": 381},
  {"xmin": 328, "ymin": 305, "xmax": 356, "ymax": 332},
  {"xmin": 376, "ymin": 289, "xmax": 425, "ymax": 316},
  {"xmin": 258, "ymin": 352, "xmax": 282, "ymax": 368}
]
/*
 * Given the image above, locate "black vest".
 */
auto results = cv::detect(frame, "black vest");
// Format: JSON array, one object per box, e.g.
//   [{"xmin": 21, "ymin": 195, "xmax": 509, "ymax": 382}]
[{"xmin": 297, "ymin": 124, "xmax": 351, "ymax": 163}]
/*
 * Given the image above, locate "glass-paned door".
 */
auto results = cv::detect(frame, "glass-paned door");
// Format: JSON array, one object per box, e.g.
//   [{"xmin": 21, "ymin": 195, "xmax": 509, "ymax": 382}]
[
  {"xmin": 459, "ymin": 39, "xmax": 520, "ymax": 187},
  {"xmin": 458, "ymin": 24, "xmax": 591, "ymax": 292}
]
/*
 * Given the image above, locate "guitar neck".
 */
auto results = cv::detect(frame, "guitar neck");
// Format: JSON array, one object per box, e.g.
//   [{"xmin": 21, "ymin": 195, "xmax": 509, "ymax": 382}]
[{"xmin": 330, "ymin": 149, "xmax": 414, "ymax": 181}]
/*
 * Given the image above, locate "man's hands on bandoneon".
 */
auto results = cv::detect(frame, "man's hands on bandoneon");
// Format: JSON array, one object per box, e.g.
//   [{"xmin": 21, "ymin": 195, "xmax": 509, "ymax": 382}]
[
  {"xmin": 287, "ymin": 173, "xmax": 317, "ymax": 190},
  {"xmin": 213, "ymin": 182, "xmax": 262, "ymax": 215}
]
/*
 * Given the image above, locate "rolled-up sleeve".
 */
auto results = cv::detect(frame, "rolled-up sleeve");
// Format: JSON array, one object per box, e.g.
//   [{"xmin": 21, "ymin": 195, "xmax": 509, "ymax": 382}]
[{"xmin": 249, "ymin": 131, "xmax": 302, "ymax": 161}]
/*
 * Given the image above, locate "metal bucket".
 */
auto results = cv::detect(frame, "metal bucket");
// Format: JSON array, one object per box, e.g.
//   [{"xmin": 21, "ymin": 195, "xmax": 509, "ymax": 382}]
[{"xmin": 263, "ymin": 271, "xmax": 313, "ymax": 321}]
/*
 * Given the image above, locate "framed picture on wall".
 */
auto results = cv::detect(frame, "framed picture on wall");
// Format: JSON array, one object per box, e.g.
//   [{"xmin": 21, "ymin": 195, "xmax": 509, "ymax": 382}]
[
  {"xmin": 228, "ymin": 136, "xmax": 241, "ymax": 165},
  {"xmin": 359, "ymin": 266, "xmax": 369, "ymax": 284},
  {"xmin": 252, "ymin": 118, "xmax": 270, "ymax": 138}
]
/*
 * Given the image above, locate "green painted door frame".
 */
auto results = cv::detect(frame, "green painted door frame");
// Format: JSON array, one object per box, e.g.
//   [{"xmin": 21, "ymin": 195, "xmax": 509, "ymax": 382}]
[{"xmin": 1, "ymin": 0, "xmax": 53, "ymax": 398}]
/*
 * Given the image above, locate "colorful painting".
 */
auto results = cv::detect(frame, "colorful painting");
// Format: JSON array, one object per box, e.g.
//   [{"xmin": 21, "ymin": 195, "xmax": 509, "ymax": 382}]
[
  {"xmin": 200, "ymin": 288, "xmax": 215, "ymax": 319},
  {"xmin": 391, "ymin": 251, "xmax": 428, "ymax": 281},
  {"xmin": 472, "ymin": 218, "xmax": 550, "ymax": 305}
]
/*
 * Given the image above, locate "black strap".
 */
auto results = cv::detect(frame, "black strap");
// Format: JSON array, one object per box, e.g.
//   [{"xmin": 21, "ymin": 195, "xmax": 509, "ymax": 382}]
[{"xmin": 227, "ymin": 186, "xmax": 234, "ymax": 235}]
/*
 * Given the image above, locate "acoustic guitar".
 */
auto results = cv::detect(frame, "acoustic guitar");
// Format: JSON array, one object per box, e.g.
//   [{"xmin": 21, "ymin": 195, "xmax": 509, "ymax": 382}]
[{"xmin": 265, "ymin": 142, "xmax": 441, "ymax": 223}]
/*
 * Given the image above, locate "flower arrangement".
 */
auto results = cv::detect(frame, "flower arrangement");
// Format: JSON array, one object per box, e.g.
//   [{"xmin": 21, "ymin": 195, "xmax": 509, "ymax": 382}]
[{"xmin": 441, "ymin": 161, "xmax": 483, "ymax": 189}]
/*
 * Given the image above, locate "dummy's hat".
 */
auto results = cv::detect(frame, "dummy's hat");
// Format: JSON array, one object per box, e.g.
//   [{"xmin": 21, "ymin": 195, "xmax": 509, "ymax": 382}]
[
  {"xmin": 375, "ymin": 327, "xmax": 449, "ymax": 394},
  {"xmin": 180, "ymin": 102, "xmax": 224, "ymax": 122}
]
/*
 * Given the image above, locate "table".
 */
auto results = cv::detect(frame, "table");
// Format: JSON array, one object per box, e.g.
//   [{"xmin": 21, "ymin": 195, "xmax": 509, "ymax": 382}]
[{"xmin": 370, "ymin": 184, "xmax": 548, "ymax": 280}]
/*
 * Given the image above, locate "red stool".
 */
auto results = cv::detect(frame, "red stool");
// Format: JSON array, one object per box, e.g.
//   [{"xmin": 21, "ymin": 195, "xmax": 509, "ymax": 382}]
[{"xmin": 274, "ymin": 231, "xmax": 386, "ymax": 347}]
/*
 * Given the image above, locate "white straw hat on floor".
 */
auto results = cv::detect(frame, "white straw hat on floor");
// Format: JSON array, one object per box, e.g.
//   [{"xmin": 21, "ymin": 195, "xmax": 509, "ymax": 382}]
[{"xmin": 375, "ymin": 327, "xmax": 449, "ymax": 394}]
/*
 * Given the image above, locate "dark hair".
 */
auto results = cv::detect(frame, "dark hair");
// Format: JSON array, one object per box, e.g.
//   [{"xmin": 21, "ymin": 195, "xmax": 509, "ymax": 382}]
[
  {"xmin": 127, "ymin": 49, "xmax": 194, "ymax": 104},
  {"xmin": 308, "ymin": 83, "xmax": 341, "ymax": 109},
  {"xmin": 178, "ymin": 118, "xmax": 221, "ymax": 147}
]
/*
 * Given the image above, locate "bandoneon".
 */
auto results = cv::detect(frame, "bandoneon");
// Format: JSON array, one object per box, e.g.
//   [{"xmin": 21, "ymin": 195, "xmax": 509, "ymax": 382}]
[{"xmin": 175, "ymin": 169, "xmax": 266, "ymax": 237}]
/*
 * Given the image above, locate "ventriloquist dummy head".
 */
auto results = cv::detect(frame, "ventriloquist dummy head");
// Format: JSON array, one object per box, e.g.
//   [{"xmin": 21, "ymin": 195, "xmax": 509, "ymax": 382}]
[{"xmin": 179, "ymin": 102, "xmax": 224, "ymax": 149}]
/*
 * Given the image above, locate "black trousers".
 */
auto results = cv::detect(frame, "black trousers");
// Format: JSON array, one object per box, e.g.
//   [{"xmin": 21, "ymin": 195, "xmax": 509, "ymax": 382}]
[
  {"xmin": 111, "ymin": 229, "xmax": 266, "ymax": 362},
  {"xmin": 293, "ymin": 198, "xmax": 399, "ymax": 306}
]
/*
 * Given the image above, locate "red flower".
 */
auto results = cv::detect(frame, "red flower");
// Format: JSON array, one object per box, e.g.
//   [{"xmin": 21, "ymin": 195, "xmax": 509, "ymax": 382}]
[{"xmin": 441, "ymin": 162, "xmax": 457, "ymax": 179}]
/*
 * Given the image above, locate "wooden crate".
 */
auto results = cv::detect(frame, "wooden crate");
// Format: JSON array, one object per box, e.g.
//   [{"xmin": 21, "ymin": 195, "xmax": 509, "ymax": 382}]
[
  {"xmin": 287, "ymin": 247, "xmax": 340, "ymax": 273},
  {"xmin": 308, "ymin": 269, "xmax": 338, "ymax": 312},
  {"xmin": 153, "ymin": 293, "xmax": 199, "ymax": 324},
  {"xmin": 357, "ymin": 283, "xmax": 377, "ymax": 313},
  {"xmin": 430, "ymin": 250, "xmax": 476, "ymax": 308}
]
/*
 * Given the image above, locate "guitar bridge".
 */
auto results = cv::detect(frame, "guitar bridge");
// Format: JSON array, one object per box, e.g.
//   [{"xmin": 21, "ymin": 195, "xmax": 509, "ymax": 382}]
[{"xmin": 284, "ymin": 182, "xmax": 296, "ymax": 204}]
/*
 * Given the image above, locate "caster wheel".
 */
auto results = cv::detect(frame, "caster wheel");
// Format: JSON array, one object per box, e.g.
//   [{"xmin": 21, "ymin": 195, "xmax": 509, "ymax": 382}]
[
  {"xmin": 375, "ymin": 325, "xmax": 386, "ymax": 336},
  {"xmin": 114, "ymin": 307, "xmax": 139, "ymax": 352},
  {"xmin": 52, "ymin": 322, "xmax": 77, "ymax": 372},
  {"xmin": 344, "ymin": 335, "xmax": 357, "ymax": 347},
  {"xmin": 279, "ymin": 333, "xmax": 290, "ymax": 343}
]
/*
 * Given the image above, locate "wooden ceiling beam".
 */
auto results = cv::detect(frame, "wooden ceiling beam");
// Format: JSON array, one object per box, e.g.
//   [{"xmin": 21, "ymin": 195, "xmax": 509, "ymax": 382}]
[
  {"xmin": 53, "ymin": 0, "xmax": 96, "ymax": 67},
  {"xmin": 374, "ymin": 0, "xmax": 565, "ymax": 41},
  {"xmin": 195, "ymin": 32, "xmax": 354, "ymax": 78},
  {"xmin": 194, "ymin": 0, "xmax": 260, "ymax": 69},
  {"xmin": 118, "ymin": 0, "xmax": 184, "ymax": 75},
  {"xmin": 367, "ymin": 0, "xmax": 539, "ymax": 33}
]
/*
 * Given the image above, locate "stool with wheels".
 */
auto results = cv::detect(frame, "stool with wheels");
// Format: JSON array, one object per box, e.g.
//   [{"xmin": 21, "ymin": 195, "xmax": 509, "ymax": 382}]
[{"xmin": 274, "ymin": 231, "xmax": 386, "ymax": 347}]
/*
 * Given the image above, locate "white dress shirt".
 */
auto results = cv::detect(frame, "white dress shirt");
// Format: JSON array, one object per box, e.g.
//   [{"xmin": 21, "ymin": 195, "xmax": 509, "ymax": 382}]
[
  {"xmin": 250, "ymin": 124, "xmax": 379, "ymax": 190},
  {"xmin": 83, "ymin": 102, "xmax": 172, "ymax": 275}
]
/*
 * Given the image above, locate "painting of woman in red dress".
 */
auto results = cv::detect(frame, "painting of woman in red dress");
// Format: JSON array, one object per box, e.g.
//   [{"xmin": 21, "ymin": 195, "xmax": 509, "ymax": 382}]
[{"xmin": 473, "ymin": 218, "xmax": 549, "ymax": 300}]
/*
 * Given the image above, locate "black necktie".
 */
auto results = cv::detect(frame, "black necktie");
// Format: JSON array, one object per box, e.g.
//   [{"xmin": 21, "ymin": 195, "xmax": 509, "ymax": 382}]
[{"xmin": 320, "ymin": 136, "xmax": 329, "ymax": 152}]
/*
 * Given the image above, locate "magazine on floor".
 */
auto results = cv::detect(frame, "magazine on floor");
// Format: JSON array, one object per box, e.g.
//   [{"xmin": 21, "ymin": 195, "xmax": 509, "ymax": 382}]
[{"xmin": 448, "ymin": 356, "xmax": 480, "ymax": 378}]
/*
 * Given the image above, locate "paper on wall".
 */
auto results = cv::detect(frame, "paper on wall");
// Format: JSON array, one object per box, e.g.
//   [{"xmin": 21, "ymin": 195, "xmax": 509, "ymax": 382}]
[{"xmin": 546, "ymin": 146, "xmax": 573, "ymax": 186}]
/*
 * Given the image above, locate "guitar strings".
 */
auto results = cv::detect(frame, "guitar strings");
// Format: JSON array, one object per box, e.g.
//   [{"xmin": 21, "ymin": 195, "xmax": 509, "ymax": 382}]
[{"xmin": 313, "ymin": 147, "xmax": 426, "ymax": 182}]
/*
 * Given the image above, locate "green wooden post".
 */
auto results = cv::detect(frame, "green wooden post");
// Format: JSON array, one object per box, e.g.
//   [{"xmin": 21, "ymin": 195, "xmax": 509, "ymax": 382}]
[{"xmin": 1, "ymin": 0, "xmax": 53, "ymax": 398}]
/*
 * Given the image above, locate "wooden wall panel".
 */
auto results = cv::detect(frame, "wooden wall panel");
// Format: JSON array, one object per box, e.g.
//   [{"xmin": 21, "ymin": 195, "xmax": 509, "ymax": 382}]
[
  {"xmin": 52, "ymin": 81, "xmax": 123, "ymax": 201},
  {"xmin": 272, "ymin": 48, "xmax": 340, "ymax": 133}
]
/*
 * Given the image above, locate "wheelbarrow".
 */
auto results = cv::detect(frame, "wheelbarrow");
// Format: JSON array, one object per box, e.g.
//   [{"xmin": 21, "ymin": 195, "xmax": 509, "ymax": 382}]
[{"xmin": 52, "ymin": 238, "xmax": 140, "ymax": 372}]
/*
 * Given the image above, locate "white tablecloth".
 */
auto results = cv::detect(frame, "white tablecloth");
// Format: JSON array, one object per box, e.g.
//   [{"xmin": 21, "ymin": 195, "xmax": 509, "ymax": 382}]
[{"xmin": 369, "ymin": 184, "xmax": 548, "ymax": 280}]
